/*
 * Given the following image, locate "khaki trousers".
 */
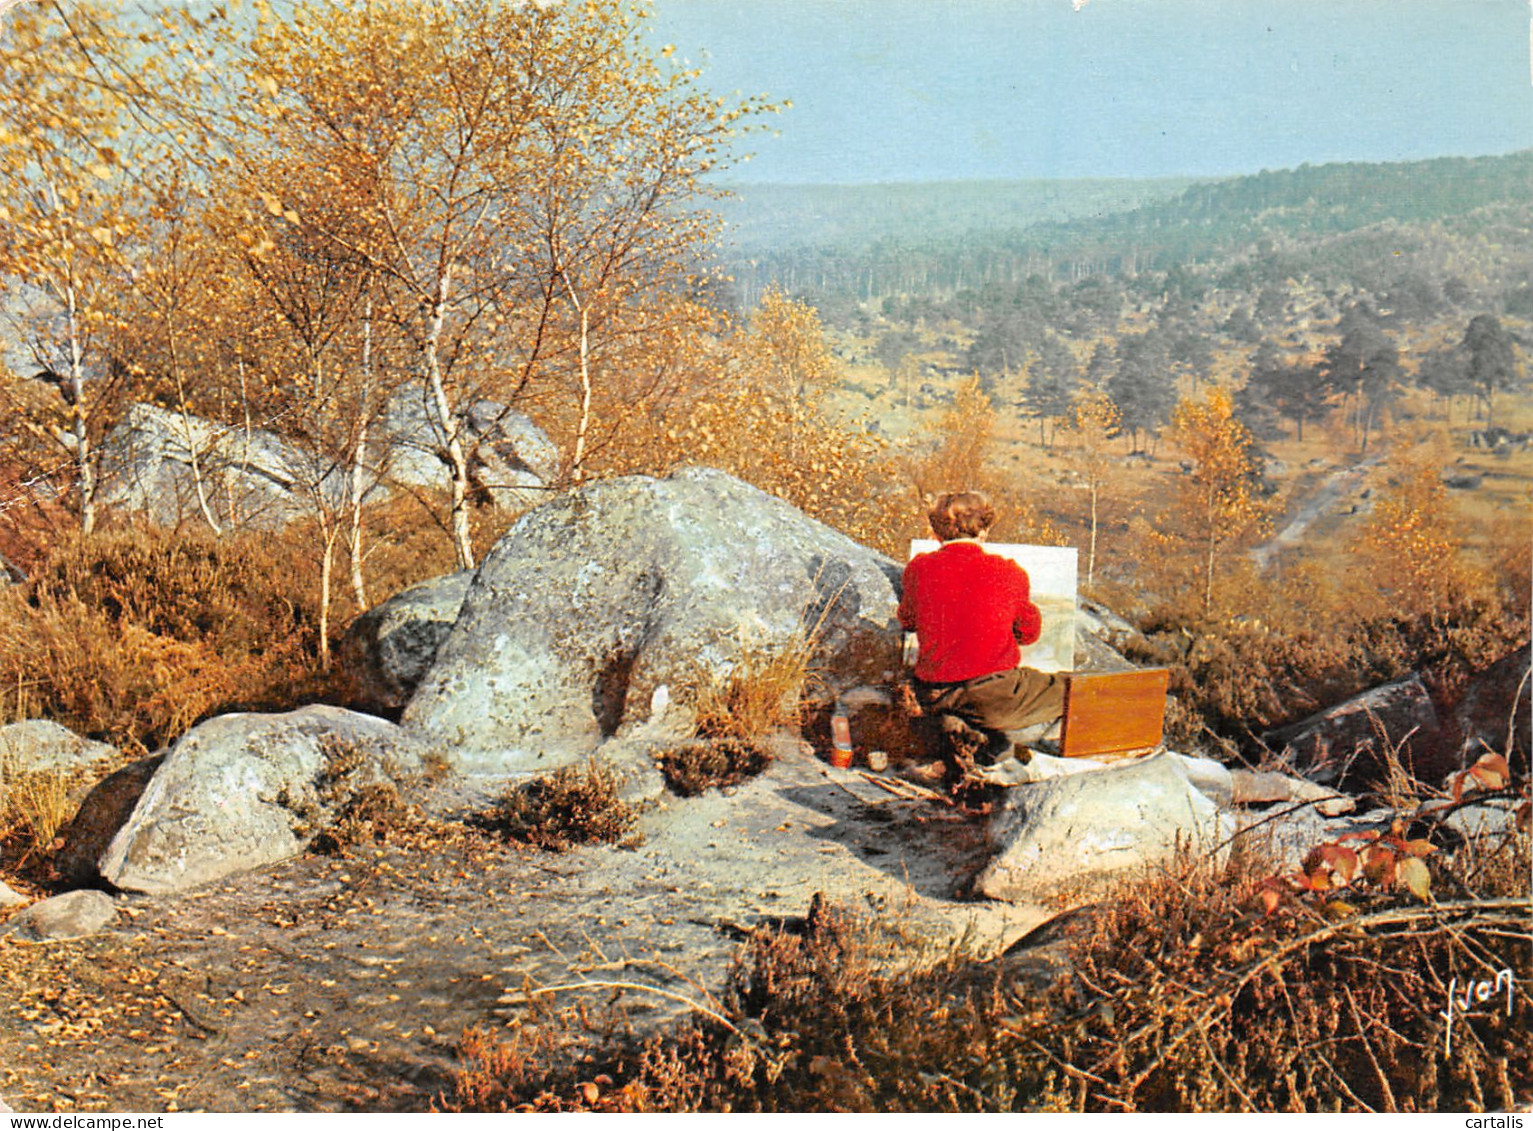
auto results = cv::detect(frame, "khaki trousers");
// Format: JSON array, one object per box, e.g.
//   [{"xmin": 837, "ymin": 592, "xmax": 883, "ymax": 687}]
[{"xmin": 916, "ymin": 667, "xmax": 1065, "ymax": 759}]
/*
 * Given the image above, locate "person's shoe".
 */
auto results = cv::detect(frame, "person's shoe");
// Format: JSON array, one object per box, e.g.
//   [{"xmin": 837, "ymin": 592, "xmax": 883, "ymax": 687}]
[{"xmin": 939, "ymin": 714, "xmax": 986, "ymax": 766}]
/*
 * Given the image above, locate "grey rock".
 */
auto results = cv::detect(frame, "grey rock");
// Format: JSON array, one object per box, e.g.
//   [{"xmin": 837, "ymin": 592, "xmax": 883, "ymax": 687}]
[
  {"xmin": 382, "ymin": 387, "xmax": 558, "ymax": 511},
  {"xmin": 97, "ymin": 706, "xmax": 428, "ymax": 895},
  {"xmin": 1262, "ymin": 673, "xmax": 1443, "ymax": 786},
  {"xmin": 995, "ymin": 751, "xmax": 1231, "ymax": 808},
  {"xmin": 1170, "ymin": 752, "xmax": 1236, "ymax": 809},
  {"xmin": 589, "ymin": 739, "xmax": 671, "ymax": 808},
  {"xmin": 976, "ymin": 753, "xmax": 1235, "ymax": 900},
  {"xmin": 1443, "ymin": 644, "xmax": 1530, "ymax": 774},
  {"xmin": 98, "ymin": 403, "xmax": 348, "ymax": 530},
  {"xmin": 0, "ymin": 719, "xmax": 118, "ymax": 788},
  {"xmin": 97, "ymin": 392, "xmax": 559, "ymax": 536},
  {"xmin": 0, "ymin": 878, "xmax": 26, "ymax": 908},
  {"xmin": 1418, "ymin": 798, "xmax": 1522, "ymax": 842},
  {"xmin": 8, "ymin": 889, "xmax": 117, "ymax": 940},
  {"xmin": 339, "ymin": 570, "xmax": 475, "ymax": 711},
  {"xmin": 1233, "ymin": 806, "xmax": 1394, "ymax": 872},
  {"xmin": 1228, "ymin": 767, "xmax": 1354, "ymax": 816},
  {"xmin": 404, "ymin": 467, "xmax": 903, "ymax": 773},
  {"xmin": 1072, "ymin": 599, "xmax": 1144, "ymax": 673}
]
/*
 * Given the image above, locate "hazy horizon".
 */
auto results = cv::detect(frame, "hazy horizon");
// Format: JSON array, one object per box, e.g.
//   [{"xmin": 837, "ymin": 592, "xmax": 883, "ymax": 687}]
[{"xmin": 647, "ymin": 0, "xmax": 1533, "ymax": 186}]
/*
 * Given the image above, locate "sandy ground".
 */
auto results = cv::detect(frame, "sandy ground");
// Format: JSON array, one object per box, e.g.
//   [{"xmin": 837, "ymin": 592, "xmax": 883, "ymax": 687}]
[{"xmin": 0, "ymin": 745, "xmax": 1048, "ymax": 1113}]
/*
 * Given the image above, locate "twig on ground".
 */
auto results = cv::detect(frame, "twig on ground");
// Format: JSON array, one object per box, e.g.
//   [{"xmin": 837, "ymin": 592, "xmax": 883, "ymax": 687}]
[{"xmin": 523, "ymin": 980, "xmax": 744, "ymax": 1039}]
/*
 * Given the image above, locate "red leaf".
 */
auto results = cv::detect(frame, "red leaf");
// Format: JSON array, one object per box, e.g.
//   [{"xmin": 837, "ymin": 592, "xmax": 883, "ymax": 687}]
[
  {"xmin": 1336, "ymin": 829, "xmax": 1381, "ymax": 843},
  {"xmin": 1362, "ymin": 845, "xmax": 1397, "ymax": 888},
  {"xmin": 1469, "ymin": 753, "xmax": 1510, "ymax": 791}
]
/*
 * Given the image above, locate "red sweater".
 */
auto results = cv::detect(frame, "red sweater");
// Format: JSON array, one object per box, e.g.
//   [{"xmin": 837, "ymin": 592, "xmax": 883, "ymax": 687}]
[{"xmin": 898, "ymin": 541, "xmax": 1042, "ymax": 683}]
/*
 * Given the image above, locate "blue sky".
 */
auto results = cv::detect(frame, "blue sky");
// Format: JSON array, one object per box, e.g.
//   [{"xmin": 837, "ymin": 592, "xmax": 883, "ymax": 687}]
[{"xmin": 646, "ymin": 0, "xmax": 1533, "ymax": 184}]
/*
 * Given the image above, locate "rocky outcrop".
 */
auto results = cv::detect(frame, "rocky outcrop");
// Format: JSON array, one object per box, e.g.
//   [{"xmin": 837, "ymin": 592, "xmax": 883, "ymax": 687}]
[
  {"xmin": 98, "ymin": 403, "xmax": 337, "ymax": 530},
  {"xmin": 1231, "ymin": 804, "xmax": 1395, "ymax": 873},
  {"xmin": 1262, "ymin": 673, "xmax": 1444, "ymax": 785},
  {"xmin": 404, "ymin": 467, "xmax": 904, "ymax": 774},
  {"xmin": 0, "ymin": 879, "xmax": 25, "ymax": 908},
  {"xmin": 95, "ymin": 706, "xmax": 427, "ymax": 895},
  {"xmin": 97, "ymin": 394, "xmax": 560, "ymax": 532},
  {"xmin": 0, "ymin": 719, "xmax": 119, "ymax": 818},
  {"xmin": 6, "ymin": 889, "xmax": 118, "ymax": 941},
  {"xmin": 1442, "ymin": 644, "xmax": 1530, "ymax": 773},
  {"xmin": 1074, "ymin": 598, "xmax": 1141, "ymax": 673},
  {"xmin": 975, "ymin": 753, "xmax": 1235, "ymax": 901},
  {"xmin": 0, "ymin": 719, "xmax": 118, "ymax": 784},
  {"xmin": 338, "ymin": 570, "xmax": 475, "ymax": 712},
  {"xmin": 382, "ymin": 388, "xmax": 559, "ymax": 511}
]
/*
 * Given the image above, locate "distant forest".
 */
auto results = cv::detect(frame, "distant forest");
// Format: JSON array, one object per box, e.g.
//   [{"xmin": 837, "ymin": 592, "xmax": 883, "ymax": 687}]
[
  {"xmin": 716, "ymin": 150, "xmax": 1533, "ymax": 455},
  {"xmin": 720, "ymin": 151, "xmax": 1533, "ymax": 318}
]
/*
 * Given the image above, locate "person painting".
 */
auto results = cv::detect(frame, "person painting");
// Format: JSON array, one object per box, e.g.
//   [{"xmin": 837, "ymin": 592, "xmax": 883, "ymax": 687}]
[{"xmin": 897, "ymin": 490, "xmax": 1065, "ymax": 776}]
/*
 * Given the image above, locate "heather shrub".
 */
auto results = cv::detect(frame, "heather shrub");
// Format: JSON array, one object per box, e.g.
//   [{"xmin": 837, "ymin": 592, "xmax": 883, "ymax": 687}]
[
  {"xmin": 446, "ymin": 829, "xmax": 1532, "ymax": 1113},
  {"xmin": 0, "ymin": 526, "xmax": 324, "ymax": 752},
  {"xmin": 657, "ymin": 738, "xmax": 771, "ymax": 797},
  {"xmin": 1128, "ymin": 553, "xmax": 1524, "ymax": 757},
  {"xmin": 480, "ymin": 763, "xmax": 638, "ymax": 853}
]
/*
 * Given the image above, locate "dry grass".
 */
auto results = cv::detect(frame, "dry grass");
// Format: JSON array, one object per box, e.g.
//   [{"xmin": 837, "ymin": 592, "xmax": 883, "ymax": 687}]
[
  {"xmin": 688, "ymin": 630, "xmax": 823, "ymax": 744},
  {"xmin": 0, "ymin": 761, "xmax": 72, "ymax": 863}
]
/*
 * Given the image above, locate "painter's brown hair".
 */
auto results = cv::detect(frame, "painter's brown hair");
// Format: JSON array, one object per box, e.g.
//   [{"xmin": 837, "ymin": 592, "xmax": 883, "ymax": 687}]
[{"xmin": 927, "ymin": 491, "xmax": 995, "ymax": 541}]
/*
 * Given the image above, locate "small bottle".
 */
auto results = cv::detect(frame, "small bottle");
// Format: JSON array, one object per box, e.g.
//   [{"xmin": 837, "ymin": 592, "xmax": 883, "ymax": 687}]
[{"xmin": 829, "ymin": 704, "xmax": 854, "ymax": 769}]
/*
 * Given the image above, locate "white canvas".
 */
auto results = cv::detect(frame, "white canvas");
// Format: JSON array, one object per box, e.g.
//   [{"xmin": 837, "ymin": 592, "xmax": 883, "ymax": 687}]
[{"xmin": 907, "ymin": 541, "xmax": 1078, "ymax": 673}]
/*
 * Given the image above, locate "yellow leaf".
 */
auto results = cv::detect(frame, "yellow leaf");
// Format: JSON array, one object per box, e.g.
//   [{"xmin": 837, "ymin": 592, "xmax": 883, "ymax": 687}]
[
  {"xmin": 89, "ymin": 163, "xmax": 114, "ymax": 181},
  {"xmin": 1397, "ymin": 856, "xmax": 1432, "ymax": 901}
]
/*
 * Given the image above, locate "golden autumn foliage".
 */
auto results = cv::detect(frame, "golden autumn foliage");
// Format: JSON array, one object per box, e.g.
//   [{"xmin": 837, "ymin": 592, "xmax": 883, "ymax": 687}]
[
  {"xmin": 731, "ymin": 287, "xmax": 839, "ymax": 403},
  {"xmin": 1166, "ymin": 386, "xmax": 1272, "ymax": 616},
  {"xmin": 901, "ymin": 377, "xmax": 1062, "ymax": 546},
  {"xmin": 1353, "ymin": 446, "xmax": 1474, "ymax": 612}
]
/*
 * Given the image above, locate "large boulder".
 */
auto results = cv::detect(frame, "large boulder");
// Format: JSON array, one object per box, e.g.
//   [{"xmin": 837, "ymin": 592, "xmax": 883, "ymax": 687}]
[
  {"xmin": 338, "ymin": 570, "xmax": 475, "ymax": 712},
  {"xmin": 97, "ymin": 392, "xmax": 560, "ymax": 535},
  {"xmin": 96, "ymin": 706, "xmax": 427, "ymax": 895},
  {"xmin": 98, "ymin": 403, "xmax": 344, "ymax": 530},
  {"xmin": 381, "ymin": 387, "xmax": 558, "ymax": 511},
  {"xmin": 975, "ymin": 753, "xmax": 1235, "ymax": 900},
  {"xmin": 55, "ymin": 755, "xmax": 163, "ymax": 887},
  {"xmin": 1074, "ymin": 598, "xmax": 1140, "ymax": 673},
  {"xmin": 1262, "ymin": 673, "xmax": 1444, "ymax": 786},
  {"xmin": 403, "ymin": 467, "xmax": 903, "ymax": 773}
]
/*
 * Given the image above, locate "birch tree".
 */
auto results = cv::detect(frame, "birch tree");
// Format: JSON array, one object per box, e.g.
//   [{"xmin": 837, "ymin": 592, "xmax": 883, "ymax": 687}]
[
  {"xmin": 230, "ymin": 0, "xmax": 761, "ymax": 567},
  {"xmin": 0, "ymin": 1, "xmax": 148, "ymax": 534}
]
